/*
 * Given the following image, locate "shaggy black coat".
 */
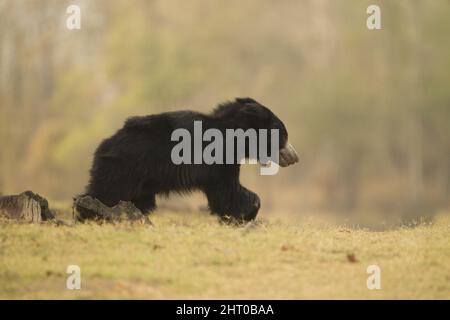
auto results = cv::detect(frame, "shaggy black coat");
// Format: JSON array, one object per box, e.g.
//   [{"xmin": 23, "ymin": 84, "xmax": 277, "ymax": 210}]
[{"xmin": 84, "ymin": 98, "xmax": 289, "ymax": 221}]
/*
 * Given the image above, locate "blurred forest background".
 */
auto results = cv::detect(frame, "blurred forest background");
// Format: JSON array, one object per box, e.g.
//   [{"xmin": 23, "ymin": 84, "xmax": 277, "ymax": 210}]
[{"xmin": 0, "ymin": 0, "xmax": 449, "ymax": 220}]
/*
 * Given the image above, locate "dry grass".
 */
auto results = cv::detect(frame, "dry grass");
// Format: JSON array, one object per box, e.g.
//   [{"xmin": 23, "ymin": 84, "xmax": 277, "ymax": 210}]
[{"xmin": 0, "ymin": 211, "xmax": 449, "ymax": 299}]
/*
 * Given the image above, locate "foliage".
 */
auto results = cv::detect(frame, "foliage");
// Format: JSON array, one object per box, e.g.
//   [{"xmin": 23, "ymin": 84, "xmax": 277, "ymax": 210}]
[{"xmin": 0, "ymin": 0, "xmax": 449, "ymax": 215}]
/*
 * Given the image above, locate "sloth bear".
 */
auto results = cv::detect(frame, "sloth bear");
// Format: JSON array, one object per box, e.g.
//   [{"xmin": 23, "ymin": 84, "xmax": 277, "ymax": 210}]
[{"xmin": 82, "ymin": 98, "xmax": 298, "ymax": 222}]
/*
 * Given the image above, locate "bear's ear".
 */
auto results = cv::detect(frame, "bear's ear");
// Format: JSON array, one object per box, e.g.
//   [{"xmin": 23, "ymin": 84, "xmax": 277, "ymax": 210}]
[
  {"xmin": 239, "ymin": 103, "xmax": 272, "ymax": 124},
  {"xmin": 235, "ymin": 97, "xmax": 267, "ymax": 116},
  {"xmin": 235, "ymin": 97, "xmax": 259, "ymax": 105}
]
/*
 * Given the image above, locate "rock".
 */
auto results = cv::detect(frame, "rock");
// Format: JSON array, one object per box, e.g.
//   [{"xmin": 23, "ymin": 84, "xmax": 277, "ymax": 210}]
[{"xmin": 73, "ymin": 195, "xmax": 152, "ymax": 225}]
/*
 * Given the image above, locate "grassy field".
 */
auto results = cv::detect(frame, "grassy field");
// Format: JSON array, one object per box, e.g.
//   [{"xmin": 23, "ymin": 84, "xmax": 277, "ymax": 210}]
[{"xmin": 0, "ymin": 211, "xmax": 449, "ymax": 299}]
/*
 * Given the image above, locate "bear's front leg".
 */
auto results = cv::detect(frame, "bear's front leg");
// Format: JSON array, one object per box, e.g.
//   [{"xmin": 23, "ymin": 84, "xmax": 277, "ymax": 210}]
[
  {"xmin": 206, "ymin": 184, "xmax": 260, "ymax": 223},
  {"xmin": 236, "ymin": 185, "xmax": 261, "ymax": 221}
]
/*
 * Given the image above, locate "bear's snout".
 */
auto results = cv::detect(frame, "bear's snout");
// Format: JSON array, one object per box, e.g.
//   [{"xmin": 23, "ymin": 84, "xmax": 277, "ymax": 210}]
[{"xmin": 278, "ymin": 141, "xmax": 299, "ymax": 167}]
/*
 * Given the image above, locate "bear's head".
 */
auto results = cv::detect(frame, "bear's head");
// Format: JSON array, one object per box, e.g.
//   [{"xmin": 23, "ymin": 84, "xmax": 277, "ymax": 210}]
[{"xmin": 212, "ymin": 97, "xmax": 299, "ymax": 167}]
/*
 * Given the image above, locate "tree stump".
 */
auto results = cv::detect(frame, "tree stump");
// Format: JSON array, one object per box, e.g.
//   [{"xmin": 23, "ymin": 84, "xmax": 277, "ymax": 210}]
[{"xmin": 0, "ymin": 191, "xmax": 55, "ymax": 223}]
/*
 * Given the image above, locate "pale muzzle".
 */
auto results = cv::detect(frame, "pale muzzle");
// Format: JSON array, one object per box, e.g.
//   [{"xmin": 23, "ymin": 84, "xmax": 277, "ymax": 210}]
[{"xmin": 278, "ymin": 141, "xmax": 299, "ymax": 167}]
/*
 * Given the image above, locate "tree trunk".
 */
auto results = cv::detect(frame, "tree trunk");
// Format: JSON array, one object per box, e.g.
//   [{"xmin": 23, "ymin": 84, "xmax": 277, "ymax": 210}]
[{"xmin": 0, "ymin": 191, "xmax": 54, "ymax": 223}]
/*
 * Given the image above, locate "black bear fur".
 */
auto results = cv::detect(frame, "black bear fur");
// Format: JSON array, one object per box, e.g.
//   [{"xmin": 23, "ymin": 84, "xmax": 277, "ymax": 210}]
[{"xmin": 84, "ymin": 98, "xmax": 290, "ymax": 222}]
